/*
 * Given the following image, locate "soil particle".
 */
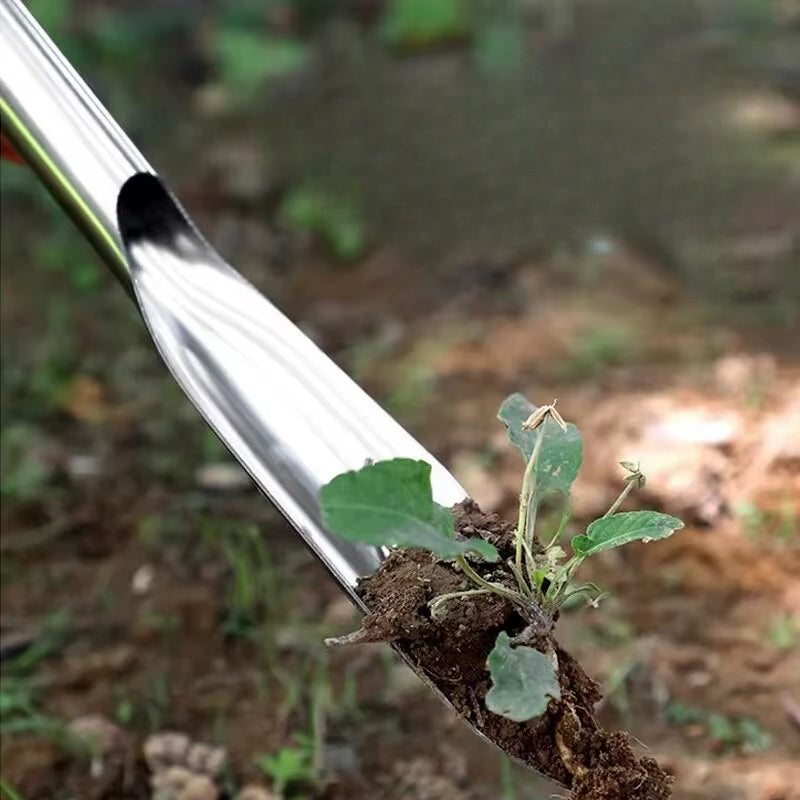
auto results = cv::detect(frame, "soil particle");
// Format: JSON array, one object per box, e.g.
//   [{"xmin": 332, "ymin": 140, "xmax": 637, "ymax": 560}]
[{"xmin": 350, "ymin": 499, "xmax": 674, "ymax": 799}]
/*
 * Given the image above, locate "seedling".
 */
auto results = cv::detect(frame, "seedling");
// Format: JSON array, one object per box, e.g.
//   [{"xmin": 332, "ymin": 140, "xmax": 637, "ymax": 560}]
[
  {"xmin": 320, "ymin": 393, "xmax": 683, "ymax": 727},
  {"xmin": 254, "ymin": 739, "xmax": 315, "ymax": 797}
]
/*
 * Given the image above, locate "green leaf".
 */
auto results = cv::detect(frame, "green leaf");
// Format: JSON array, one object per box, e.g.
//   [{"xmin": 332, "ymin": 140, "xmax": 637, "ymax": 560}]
[
  {"xmin": 485, "ymin": 632, "xmax": 561, "ymax": 722},
  {"xmin": 380, "ymin": 0, "xmax": 468, "ymax": 48},
  {"xmin": 214, "ymin": 31, "xmax": 309, "ymax": 94},
  {"xmin": 432, "ymin": 503, "xmax": 455, "ymax": 539},
  {"xmin": 280, "ymin": 188, "xmax": 366, "ymax": 262},
  {"xmin": 320, "ymin": 458, "xmax": 498, "ymax": 562},
  {"xmin": 497, "ymin": 394, "xmax": 583, "ymax": 498},
  {"xmin": 571, "ymin": 511, "xmax": 684, "ymax": 557}
]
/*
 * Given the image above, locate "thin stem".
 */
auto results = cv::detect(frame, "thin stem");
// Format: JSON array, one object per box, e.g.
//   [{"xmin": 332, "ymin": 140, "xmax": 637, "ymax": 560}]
[
  {"xmin": 603, "ymin": 480, "xmax": 636, "ymax": 518},
  {"xmin": 456, "ymin": 556, "xmax": 524, "ymax": 605},
  {"xmin": 545, "ymin": 555, "xmax": 582, "ymax": 609},
  {"xmin": 515, "ymin": 430, "xmax": 545, "ymax": 581},
  {"xmin": 429, "ymin": 589, "xmax": 491, "ymax": 620},
  {"xmin": 508, "ymin": 558, "xmax": 533, "ymax": 599}
]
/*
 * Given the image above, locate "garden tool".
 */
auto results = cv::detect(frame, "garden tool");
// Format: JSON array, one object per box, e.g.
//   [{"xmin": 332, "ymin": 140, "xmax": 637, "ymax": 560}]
[{"xmin": 0, "ymin": 1, "xmax": 561, "ymax": 787}]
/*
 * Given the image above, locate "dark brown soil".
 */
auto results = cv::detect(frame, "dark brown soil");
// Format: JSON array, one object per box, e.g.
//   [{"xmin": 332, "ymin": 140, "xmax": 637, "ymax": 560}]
[{"xmin": 347, "ymin": 500, "xmax": 673, "ymax": 800}]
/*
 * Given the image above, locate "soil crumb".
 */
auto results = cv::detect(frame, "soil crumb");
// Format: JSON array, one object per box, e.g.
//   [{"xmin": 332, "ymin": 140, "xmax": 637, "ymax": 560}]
[{"xmin": 349, "ymin": 500, "xmax": 674, "ymax": 800}]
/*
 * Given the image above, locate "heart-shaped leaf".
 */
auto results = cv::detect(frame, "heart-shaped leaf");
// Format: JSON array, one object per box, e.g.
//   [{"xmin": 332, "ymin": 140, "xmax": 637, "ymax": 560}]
[
  {"xmin": 571, "ymin": 511, "xmax": 684, "ymax": 558},
  {"xmin": 320, "ymin": 458, "xmax": 498, "ymax": 562},
  {"xmin": 486, "ymin": 631, "xmax": 561, "ymax": 722},
  {"xmin": 497, "ymin": 393, "xmax": 583, "ymax": 498}
]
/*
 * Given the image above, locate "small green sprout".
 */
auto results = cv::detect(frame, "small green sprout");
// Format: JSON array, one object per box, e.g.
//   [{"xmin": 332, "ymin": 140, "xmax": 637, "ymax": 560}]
[
  {"xmin": 319, "ymin": 392, "xmax": 684, "ymax": 724},
  {"xmin": 255, "ymin": 742, "xmax": 314, "ymax": 796}
]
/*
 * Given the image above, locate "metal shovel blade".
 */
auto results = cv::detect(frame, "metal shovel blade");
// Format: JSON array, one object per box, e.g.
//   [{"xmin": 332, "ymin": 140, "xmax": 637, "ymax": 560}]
[{"xmin": 116, "ymin": 172, "xmax": 467, "ymax": 606}]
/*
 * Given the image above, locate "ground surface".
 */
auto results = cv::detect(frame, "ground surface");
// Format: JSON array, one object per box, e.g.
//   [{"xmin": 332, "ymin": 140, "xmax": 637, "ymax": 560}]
[{"xmin": 2, "ymin": 2, "xmax": 799, "ymax": 799}]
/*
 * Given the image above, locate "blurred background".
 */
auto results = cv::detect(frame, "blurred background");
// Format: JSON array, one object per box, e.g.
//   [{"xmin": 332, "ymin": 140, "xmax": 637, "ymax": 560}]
[{"xmin": 1, "ymin": 1, "xmax": 798, "ymax": 798}]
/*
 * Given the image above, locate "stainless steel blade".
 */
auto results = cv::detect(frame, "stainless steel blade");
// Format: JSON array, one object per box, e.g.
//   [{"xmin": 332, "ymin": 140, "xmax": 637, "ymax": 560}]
[{"xmin": 116, "ymin": 172, "xmax": 467, "ymax": 606}]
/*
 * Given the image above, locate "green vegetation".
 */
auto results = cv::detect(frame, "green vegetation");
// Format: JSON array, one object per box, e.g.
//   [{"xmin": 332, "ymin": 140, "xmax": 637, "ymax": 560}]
[
  {"xmin": 280, "ymin": 187, "xmax": 367, "ymax": 262},
  {"xmin": 320, "ymin": 393, "xmax": 683, "ymax": 722},
  {"xmin": 320, "ymin": 458, "xmax": 498, "ymax": 561},
  {"xmin": 255, "ymin": 737, "xmax": 315, "ymax": 796},
  {"xmin": 380, "ymin": 0, "xmax": 468, "ymax": 48},
  {"xmin": 666, "ymin": 702, "xmax": 773, "ymax": 754},
  {"xmin": 213, "ymin": 30, "xmax": 309, "ymax": 95}
]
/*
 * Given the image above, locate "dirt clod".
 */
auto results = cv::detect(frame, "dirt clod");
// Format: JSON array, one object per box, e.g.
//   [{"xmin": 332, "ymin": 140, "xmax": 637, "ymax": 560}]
[{"xmin": 348, "ymin": 499, "xmax": 674, "ymax": 799}]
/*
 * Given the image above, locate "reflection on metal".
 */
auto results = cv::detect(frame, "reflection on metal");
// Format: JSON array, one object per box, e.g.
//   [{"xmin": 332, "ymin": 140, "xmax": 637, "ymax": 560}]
[{"xmin": 117, "ymin": 174, "xmax": 466, "ymax": 603}]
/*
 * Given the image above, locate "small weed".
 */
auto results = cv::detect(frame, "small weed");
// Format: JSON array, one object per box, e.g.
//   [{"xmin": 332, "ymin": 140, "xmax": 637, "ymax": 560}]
[
  {"xmin": 212, "ymin": 29, "xmax": 309, "ymax": 96},
  {"xmin": 0, "ymin": 777, "xmax": 25, "ymax": 800},
  {"xmin": 380, "ymin": 0, "xmax": 469, "ymax": 48},
  {"xmin": 0, "ymin": 677, "xmax": 79, "ymax": 754},
  {"xmin": 255, "ymin": 739, "xmax": 315, "ymax": 797},
  {"xmin": 280, "ymin": 187, "xmax": 366, "ymax": 262},
  {"xmin": 5, "ymin": 611, "xmax": 71, "ymax": 675},
  {"xmin": 665, "ymin": 702, "xmax": 773, "ymax": 754},
  {"xmin": 114, "ymin": 698, "xmax": 134, "ymax": 727},
  {"xmin": 213, "ymin": 523, "xmax": 278, "ymax": 642},
  {"xmin": 320, "ymin": 393, "xmax": 683, "ymax": 722},
  {"xmin": 143, "ymin": 674, "xmax": 171, "ymax": 732}
]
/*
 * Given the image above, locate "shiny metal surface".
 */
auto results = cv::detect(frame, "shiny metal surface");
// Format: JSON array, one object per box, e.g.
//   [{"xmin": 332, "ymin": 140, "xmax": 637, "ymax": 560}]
[
  {"xmin": 117, "ymin": 174, "xmax": 467, "ymax": 603},
  {"xmin": 0, "ymin": 0, "xmax": 147, "ymax": 288}
]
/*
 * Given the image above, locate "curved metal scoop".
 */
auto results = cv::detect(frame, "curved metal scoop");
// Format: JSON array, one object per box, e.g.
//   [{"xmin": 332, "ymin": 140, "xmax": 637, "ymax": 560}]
[{"xmin": 116, "ymin": 172, "xmax": 466, "ymax": 607}]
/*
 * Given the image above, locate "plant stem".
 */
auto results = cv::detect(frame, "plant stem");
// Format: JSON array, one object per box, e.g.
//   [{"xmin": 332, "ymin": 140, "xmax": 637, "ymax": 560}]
[
  {"xmin": 456, "ymin": 556, "xmax": 523, "ymax": 605},
  {"xmin": 603, "ymin": 480, "xmax": 636, "ymax": 518},
  {"xmin": 429, "ymin": 588, "xmax": 491, "ymax": 619},
  {"xmin": 515, "ymin": 429, "xmax": 545, "ymax": 580}
]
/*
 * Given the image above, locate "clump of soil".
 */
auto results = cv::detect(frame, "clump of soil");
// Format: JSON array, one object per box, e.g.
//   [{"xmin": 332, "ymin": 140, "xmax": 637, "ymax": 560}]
[{"xmin": 338, "ymin": 500, "xmax": 673, "ymax": 800}]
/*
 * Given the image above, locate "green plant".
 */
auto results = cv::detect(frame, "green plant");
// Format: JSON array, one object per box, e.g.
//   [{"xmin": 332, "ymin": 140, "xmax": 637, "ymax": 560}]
[
  {"xmin": 665, "ymin": 702, "xmax": 773, "ymax": 754},
  {"xmin": 279, "ymin": 187, "xmax": 366, "ymax": 262},
  {"xmin": 213, "ymin": 30, "xmax": 309, "ymax": 95},
  {"xmin": 216, "ymin": 523, "xmax": 278, "ymax": 641},
  {"xmin": 320, "ymin": 393, "xmax": 683, "ymax": 723},
  {"xmin": 0, "ymin": 776, "xmax": 25, "ymax": 800},
  {"xmin": 0, "ymin": 676, "xmax": 79, "ymax": 754},
  {"xmin": 4, "ymin": 611, "xmax": 71, "ymax": 675},
  {"xmin": 380, "ymin": 0, "xmax": 469, "ymax": 48},
  {"xmin": 255, "ymin": 737, "xmax": 315, "ymax": 796}
]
